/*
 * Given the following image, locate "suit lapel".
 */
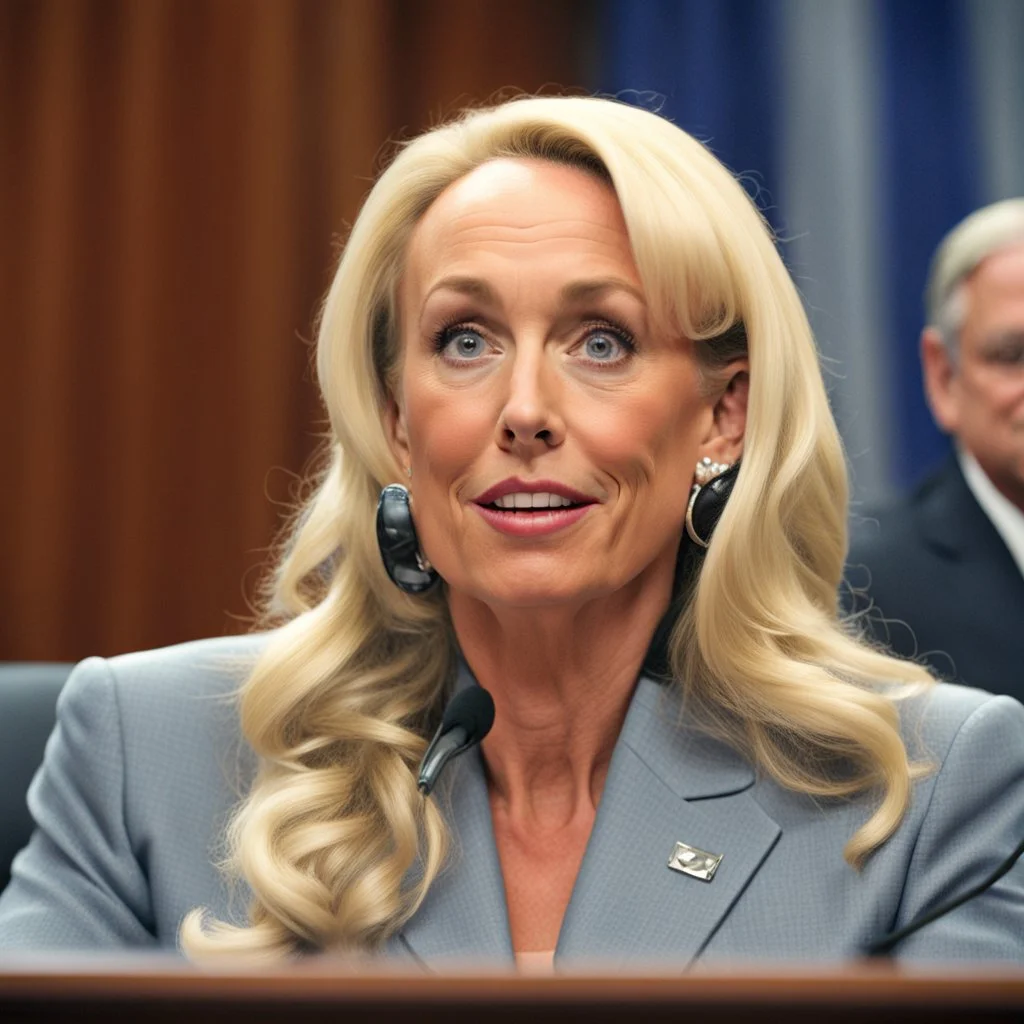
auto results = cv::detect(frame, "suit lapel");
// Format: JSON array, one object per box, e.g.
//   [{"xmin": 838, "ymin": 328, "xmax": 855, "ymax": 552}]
[
  {"xmin": 918, "ymin": 457, "xmax": 1021, "ymax": 575},
  {"xmin": 394, "ymin": 663, "xmax": 514, "ymax": 969},
  {"xmin": 393, "ymin": 745, "xmax": 514, "ymax": 967},
  {"xmin": 396, "ymin": 672, "xmax": 782, "ymax": 971},
  {"xmin": 915, "ymin": 458, "xmax": 965, "ymax": 559},
  {"xmin": 556, "ymin": 679, "xmax": 781, "ymax": 970}
]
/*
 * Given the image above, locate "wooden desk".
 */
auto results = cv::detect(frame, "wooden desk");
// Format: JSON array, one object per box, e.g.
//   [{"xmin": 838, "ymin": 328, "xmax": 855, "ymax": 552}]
[{"xmin": 1, "ymin": 959, "xmax": 1022, "ymax": 1023}]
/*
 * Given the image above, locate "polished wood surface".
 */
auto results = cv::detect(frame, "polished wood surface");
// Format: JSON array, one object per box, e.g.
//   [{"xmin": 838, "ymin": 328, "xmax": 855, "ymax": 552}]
[{"xmin": 1, "ymin": 961, "xmax": 1023, "ymax": 1023}]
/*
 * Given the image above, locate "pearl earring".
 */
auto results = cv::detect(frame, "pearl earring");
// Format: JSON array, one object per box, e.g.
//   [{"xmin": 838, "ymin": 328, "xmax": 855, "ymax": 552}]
[
  {"xmin": 694, "ymin": 456, "xmax": 732, "ymax": 486},
  {"xmin": 686, "ymin": 459, "xmax": 739, "ymax": 549}
]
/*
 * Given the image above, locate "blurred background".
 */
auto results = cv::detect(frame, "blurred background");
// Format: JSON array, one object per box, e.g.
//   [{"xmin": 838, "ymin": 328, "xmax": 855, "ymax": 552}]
[{"xmin": 1, "ymin": 0, "xmax": 1021, "ymax": 662}]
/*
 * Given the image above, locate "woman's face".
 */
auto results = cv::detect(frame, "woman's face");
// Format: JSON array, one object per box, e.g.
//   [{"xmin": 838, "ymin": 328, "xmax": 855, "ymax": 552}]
[{"xmin": 389, "ymin": 157, "xmax": 746, "ymax": 610}]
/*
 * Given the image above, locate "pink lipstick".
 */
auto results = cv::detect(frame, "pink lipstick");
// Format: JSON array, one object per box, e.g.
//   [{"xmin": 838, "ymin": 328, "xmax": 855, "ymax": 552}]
[{"xmin": 470, "ymin": 478, "xmax": 597, "ymax": 537}]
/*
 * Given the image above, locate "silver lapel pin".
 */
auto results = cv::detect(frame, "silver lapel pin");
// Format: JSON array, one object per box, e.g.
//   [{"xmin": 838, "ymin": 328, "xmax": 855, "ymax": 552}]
[{"xmin": 668, "ymin": 841, "xmax": 723, "ymax": 882}]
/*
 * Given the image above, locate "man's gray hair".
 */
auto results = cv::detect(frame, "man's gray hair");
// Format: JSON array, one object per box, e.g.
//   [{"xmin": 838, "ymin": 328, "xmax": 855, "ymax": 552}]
[{"xmin": 925, "ymin": 197, "xmax": 1024, "ymax": 357}]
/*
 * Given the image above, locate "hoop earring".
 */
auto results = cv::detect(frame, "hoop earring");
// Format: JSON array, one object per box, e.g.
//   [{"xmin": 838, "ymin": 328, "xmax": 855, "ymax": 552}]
[
  {"xmin": 376, "ymin": 484, "xmax": 439, "ymax": 593},
  {"xmin": 685, "ymin": 459, "xmax": 740, "ymax": 549}
]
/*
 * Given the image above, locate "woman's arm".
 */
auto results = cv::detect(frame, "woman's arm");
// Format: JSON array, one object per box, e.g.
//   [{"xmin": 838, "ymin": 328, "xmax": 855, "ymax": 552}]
[
  {"xmin": 894, "ymin": 694, "xmax": 1024, "ymax": 960},
  {"xmin": 0, "ymin": 657, "xmax": 158, "ymax": 949}
]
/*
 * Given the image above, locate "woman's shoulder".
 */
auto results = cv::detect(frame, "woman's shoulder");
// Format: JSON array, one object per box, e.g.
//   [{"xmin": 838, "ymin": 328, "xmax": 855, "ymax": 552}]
[
  {"xmin": 51, "ymin": 634, "xmax": 269, "ymax": 819},
  {"xmin": 896, "ymin": 679, "xmax": 1024, "ymax": 766},
  {"xmin": 58, "ymin": 632, "xmax": 272, "ymax": 739},
  {"xmin": 100, "ymin": 631, "xmax": 271, "ymax": 696},
  {"xmin": 0, "ymin": 635, "xmax": 268, "ymax": 948}
]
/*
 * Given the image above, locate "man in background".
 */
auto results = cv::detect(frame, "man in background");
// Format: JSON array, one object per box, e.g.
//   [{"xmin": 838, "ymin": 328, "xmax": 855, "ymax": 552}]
[{"xmin": 848, "ymin": 198, "xmax": 1024, "ymax": 702}]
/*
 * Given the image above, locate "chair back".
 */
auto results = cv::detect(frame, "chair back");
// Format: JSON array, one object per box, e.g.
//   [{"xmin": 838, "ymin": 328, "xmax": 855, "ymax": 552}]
[{"xmin": 0, "ymin": 663, "xmax": 73, "ymax": 892}]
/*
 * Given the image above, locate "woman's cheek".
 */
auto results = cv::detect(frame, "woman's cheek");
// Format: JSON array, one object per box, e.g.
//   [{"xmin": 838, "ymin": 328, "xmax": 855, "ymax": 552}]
[
  {"xmin": 404, "ymin": 377, "xmax": 487, "ymax": 467},
  {"xmin": 421, "ymin": 405, "xmax": 495, "ymax": 476}
]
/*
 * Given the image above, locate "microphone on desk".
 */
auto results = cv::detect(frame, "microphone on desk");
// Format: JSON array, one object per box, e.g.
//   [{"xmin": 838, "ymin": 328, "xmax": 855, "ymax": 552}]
[
  {"xmin": 863, "ymin": 835, "xmax": 1024, "ymax": 955},
  {"xmin": 417, "ymin": 686, "xmax": 495, "ymax": 796}
]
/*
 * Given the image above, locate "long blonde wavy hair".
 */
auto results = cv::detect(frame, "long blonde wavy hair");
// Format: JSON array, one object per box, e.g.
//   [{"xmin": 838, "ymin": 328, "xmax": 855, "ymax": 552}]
[{"xmin": 181, "ymin": 95, "xmax": 933, "ymax": 958}]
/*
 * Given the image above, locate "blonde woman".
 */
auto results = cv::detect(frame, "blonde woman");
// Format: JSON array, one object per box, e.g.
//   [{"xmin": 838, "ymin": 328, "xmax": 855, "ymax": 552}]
[{"xmin": 1, "ymin": 96, "xmax": 1021, "ymax": 966}]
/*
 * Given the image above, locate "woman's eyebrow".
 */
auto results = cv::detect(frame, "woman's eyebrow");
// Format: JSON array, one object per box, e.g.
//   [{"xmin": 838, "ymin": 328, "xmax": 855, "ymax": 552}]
[
  {"xmin": 423, "ymin": 276, "xmax": 497, "ymax": 304},
  {"xmin": 419, "ymin": 276, "xmax": 643, "ymax": 311},
  {"xmin": 559, "ymin": 278, "xmax": 646, "ymax": 304},
  {"xmin": 421, "ymin": 276, "xmax": 647, "ymax": 309}
]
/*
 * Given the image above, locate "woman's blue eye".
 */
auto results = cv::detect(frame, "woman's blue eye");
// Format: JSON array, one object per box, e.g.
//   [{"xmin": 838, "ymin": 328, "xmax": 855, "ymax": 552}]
[
  {"xmin": 441, "ymin": 328, "xmax": 486, "ymax": 360},
  {"xmin": 583, "ymin": 331, "xmax": 625, "ymax": 362}
]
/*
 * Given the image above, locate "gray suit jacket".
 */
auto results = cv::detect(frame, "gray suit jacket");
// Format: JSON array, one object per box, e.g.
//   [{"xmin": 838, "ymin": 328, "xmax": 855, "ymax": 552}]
[{"xmin": 1, "ymin": 633, "xmax": 1022, "ymax": 965}]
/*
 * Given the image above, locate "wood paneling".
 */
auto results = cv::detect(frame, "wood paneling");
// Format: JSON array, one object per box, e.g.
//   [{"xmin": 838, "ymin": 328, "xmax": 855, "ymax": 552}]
[{"xmin": 0, "ymin": 0, "xmax": 591, "ymax": 660}]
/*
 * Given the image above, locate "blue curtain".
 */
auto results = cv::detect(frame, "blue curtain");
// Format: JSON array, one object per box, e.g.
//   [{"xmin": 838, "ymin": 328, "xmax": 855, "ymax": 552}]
[
  {"xmin": 603, "ymin": 0, "xmax": 781, "ymax": 228},
  {"xmin": 878, "ymin": 1, "xmax": 982, "ymax": 478},
  {"xmin": 598, "ymin": 0, "xmax": 1022, "ymax": 503}
]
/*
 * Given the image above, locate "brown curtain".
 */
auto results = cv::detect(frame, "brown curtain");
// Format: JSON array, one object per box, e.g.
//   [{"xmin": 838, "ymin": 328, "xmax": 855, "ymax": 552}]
[{"xmin": 0, "ymin": 0, "xmax": 591, "ymax": 661}]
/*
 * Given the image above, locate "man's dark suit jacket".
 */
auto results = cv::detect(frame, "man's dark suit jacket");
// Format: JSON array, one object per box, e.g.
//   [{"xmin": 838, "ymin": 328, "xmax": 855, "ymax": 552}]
[{"xmin": 846, "ymin": 455, "xmax": 1024, "ymax": 703}]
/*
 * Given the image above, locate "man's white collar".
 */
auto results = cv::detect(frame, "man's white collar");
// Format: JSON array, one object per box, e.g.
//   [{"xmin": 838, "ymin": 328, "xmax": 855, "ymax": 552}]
[{"xmin": 957, "ymin": 447, "xmax": 1024, "ymax": 580}]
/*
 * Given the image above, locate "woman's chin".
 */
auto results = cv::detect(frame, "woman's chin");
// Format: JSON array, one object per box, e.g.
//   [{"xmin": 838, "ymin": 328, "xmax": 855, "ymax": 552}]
[{"xmin": 447, "ymin": 572, "xmax": 616, "ymax": 613}]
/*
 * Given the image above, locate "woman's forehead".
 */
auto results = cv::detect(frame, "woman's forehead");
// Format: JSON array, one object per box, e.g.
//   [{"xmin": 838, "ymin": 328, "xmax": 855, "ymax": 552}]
[
  {"xmin": 429, "ymin": 157, "xmax": 549, "ymax": 211},
  {"xmin": 402, "ymin": 158, "xmax": 638, "ymax": 297}
]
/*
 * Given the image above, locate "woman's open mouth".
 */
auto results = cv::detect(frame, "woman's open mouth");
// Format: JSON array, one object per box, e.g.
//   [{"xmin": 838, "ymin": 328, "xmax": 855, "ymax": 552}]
[
  {"xmin": 471, "ymin": 482, "xmax": 596, "ymax": 537},
  {"xmin": 487, "ymin": 492, "xmax": 582, "ymax": 511}
]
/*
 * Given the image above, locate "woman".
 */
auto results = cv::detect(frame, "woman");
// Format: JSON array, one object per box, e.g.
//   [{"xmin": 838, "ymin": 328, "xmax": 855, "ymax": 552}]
[{"xmin": 0, "ymin": 96, "xmax": 1021, "ymax": 965}]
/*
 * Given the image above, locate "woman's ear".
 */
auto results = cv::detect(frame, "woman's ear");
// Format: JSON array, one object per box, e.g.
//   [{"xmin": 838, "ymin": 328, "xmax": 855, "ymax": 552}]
[
  {"xmin": 384, "ymin": 391, "xmax": 412, "ymax": 476},
  {"xmin": 699, "ymin": 361, "xmax": 749, "ymax": 465}
]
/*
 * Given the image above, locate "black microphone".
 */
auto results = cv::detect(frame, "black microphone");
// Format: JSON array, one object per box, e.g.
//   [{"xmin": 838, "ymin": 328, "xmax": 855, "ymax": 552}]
[
  {"xmin": 863, "ymin": 835, "xmax": 1024, "ymax": 956},
  {"xmin": 417, "ymin": 686, "xmax": 495, "ymax": 796}
]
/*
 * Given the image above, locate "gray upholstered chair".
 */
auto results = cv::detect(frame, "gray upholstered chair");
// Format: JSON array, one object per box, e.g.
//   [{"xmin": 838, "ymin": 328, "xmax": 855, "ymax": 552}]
[{"xmin": 0, "ymin": 663, "xmax": 73, "ymax": 893}]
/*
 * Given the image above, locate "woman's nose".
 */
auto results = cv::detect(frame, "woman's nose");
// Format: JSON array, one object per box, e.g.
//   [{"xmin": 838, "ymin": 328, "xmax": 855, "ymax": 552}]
[{"xmin": 496, "ymin": 349, "xmax": 565, "ymax": 455}]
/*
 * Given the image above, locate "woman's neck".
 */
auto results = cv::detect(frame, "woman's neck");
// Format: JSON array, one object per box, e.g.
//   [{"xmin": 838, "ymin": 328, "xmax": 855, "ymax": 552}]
[{"xmin": 448, "ymin": 566, "xmax": 673, "ymax": 828}]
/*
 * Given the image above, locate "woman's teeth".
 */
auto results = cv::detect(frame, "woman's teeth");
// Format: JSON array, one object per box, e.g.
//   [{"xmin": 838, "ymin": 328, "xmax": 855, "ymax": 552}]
[{"xmin": 492, "ymin": 492, "xmax": 577, "ymax": 510}]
